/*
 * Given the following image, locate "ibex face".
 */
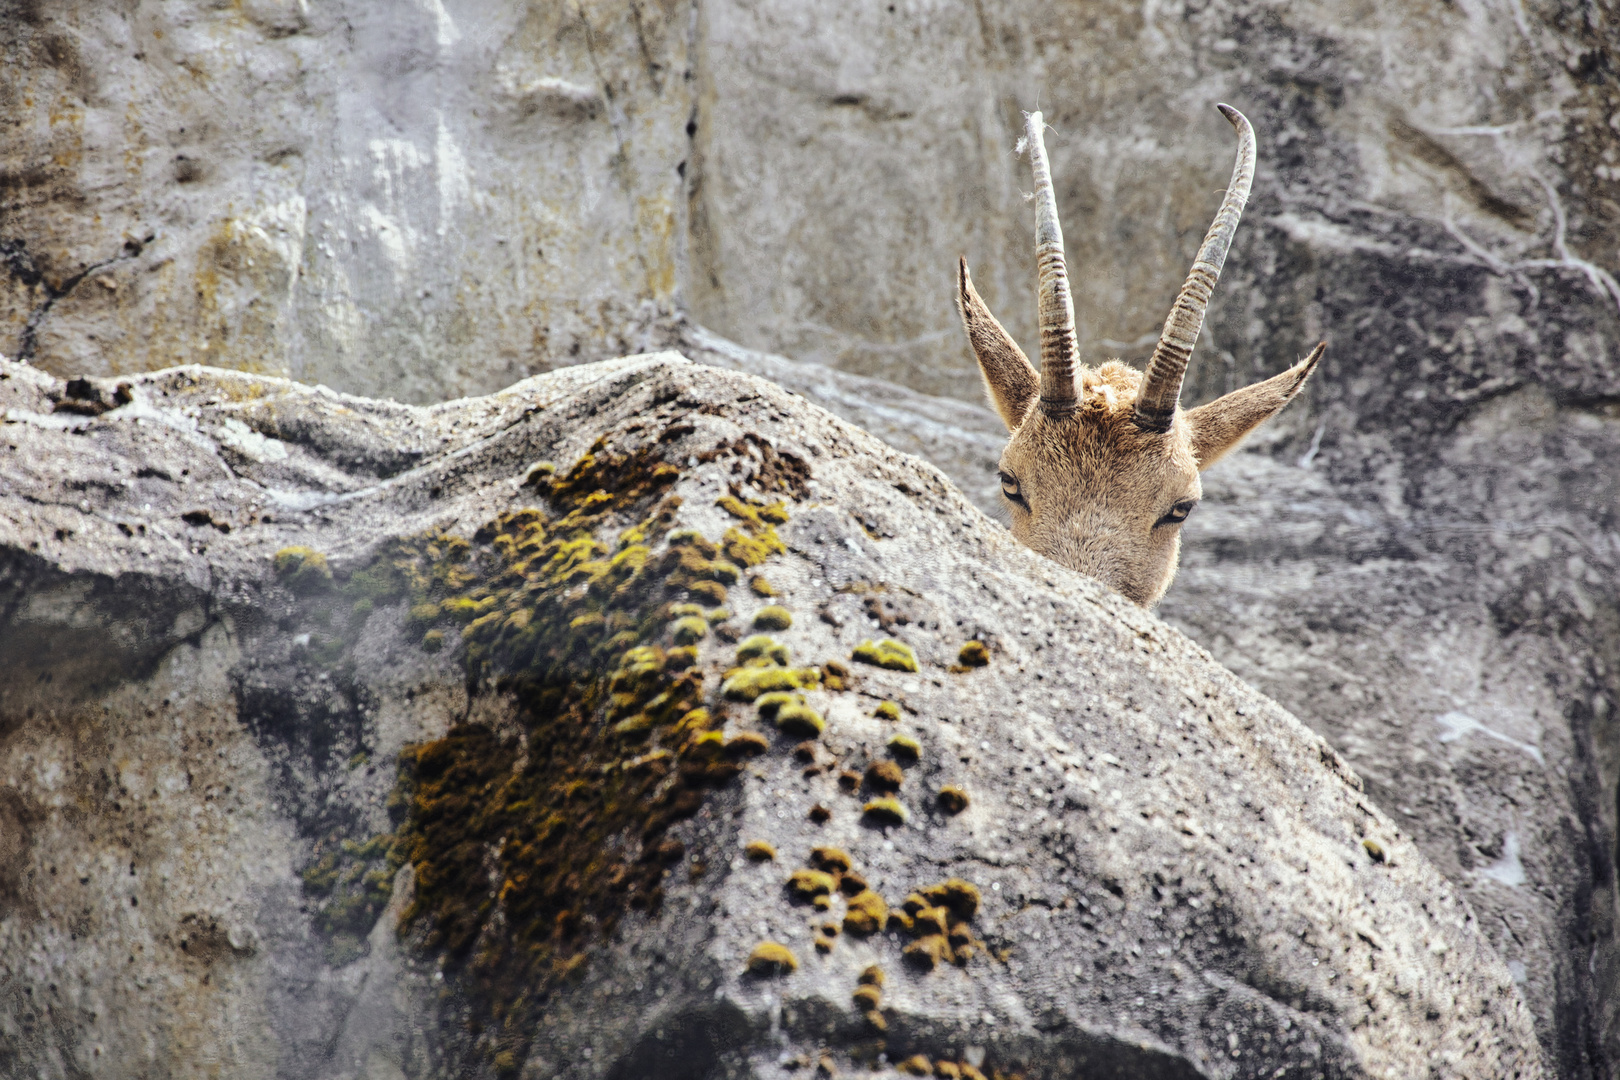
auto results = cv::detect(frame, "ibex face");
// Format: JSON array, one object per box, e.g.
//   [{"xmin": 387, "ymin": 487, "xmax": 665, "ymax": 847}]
[{"xmin": 958, "ymin": 105, "xmax": 1324, "ymax": 607}]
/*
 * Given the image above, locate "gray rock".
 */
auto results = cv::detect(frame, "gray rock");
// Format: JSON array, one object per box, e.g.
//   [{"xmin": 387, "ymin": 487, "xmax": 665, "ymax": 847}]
[{"xmin": 0, "ymin": 354, "xmax": 1542, "ymax": 1078}]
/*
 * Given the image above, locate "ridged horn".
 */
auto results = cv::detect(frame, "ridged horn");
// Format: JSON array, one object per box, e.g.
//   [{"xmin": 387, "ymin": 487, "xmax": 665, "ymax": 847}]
[
  {"xmin": 1134, "ymin": 103, "xmax": 1256, "ymax": 433},
  {"xmin": 1026, "ymin": 111, "xmax": 1079, "ymax": 417}
]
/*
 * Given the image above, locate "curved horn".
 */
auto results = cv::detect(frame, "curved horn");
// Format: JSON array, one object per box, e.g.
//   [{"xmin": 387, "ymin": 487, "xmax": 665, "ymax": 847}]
[
  {"xmin": 1134, "ymin": 103, "xmax": 1256, "ymax": 433},
  {"xmin": 1026, "ymin": 111, "xmax": 1079, "ymax": 417}
]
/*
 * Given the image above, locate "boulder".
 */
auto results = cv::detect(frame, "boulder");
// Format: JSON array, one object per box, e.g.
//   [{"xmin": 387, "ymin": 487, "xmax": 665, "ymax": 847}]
[
  {"xmin": 0, "ymin": 353, "xmax": 1541, "ymax": 1078},
  {"xmin": 4, "ymin": 2, "xmax": 1618, "ymax": 1071}
]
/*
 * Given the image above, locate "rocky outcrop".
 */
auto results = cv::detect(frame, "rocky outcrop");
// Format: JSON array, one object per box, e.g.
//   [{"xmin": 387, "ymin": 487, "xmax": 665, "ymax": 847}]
[
  {"xmin": 0, "ymin": 354, "xmax": 1542, "ymax": 1079},
  {"xmin": 4, "ymin": 2, "xmax": 1618, "ymax": 1075}
]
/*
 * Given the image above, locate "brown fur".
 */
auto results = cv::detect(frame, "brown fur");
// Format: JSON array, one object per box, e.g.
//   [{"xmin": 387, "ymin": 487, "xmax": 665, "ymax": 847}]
[{"xmin": 959, "ymin": 254, "xmax": 1323, "ymax": 607}]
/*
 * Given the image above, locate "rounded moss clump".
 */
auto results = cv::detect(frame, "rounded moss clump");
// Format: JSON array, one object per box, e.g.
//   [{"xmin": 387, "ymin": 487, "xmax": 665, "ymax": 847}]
[
  {"xmin": 752, "ymin": 605, "xmax": 793, "ymax": 630},
  {"xmin": 749, "ymin": 575, "xmax": 776, "ymax": 597},
  {"xmin": 351, "ymin": 597, "xmax": 374, "ymax": 620},
  {"xmin": 724, "ymin": 732, "xmax": 770, "ymax": 758},
  {"xmin": 902, "ymin": 934, "xmax": 947, "ymax": 970},
  {"xmin": 736, "ymin": 635, "xmax": 790, "ymax": 666},
  {"xmin": 865, "ymin": 760, "xmax": 903, "ymax": 792},
  {"xmin": 776, "ymin": 703, "xmax": 825, "ymax": 737},
  {"xmin": 937, "ymin": 785, "xmax": 970, "ymax": 814},
  {"xmin": 664, "ymin": 646, "xmax": 698, "ymax": 671},
  {"xmin": 787, "ymin": 868, "xmax": 836, "ymax": 900},
  {"xmin": 898, "ymin": 1056, "xmax": 934, "ymax": 1076},
  {"xmin": 755, "ymin": 691, "xmax": 799, "ymax": 718},
  {"xmin": 745, "ymin": 840, "xmax": 777, "ymax": 862},
  {"xmin": 273, "ymin": 546, "xmax": 332, "ymax": 593},
  {"xmin": 421, "ymin": 629, "xmax": 445, "ymax": 653},
  {"xmin": 1363, "ymin": 838, "xmax": 1386, "ymax": 863},
  {"xmin": 671, "ymin": 616, "xmax": 708, "ymax": 644},
  {"xmin": 852, "ymin": 983, "xmax": 882, "ymax": 1010},
  {"xmin": 810, "ymin": 846, "xmax": 852, "ymax": 872},
  {"xmin": 722, "ymin": 666, "xmax": 821, "ymax": 701},
  {"xmin": 858, "ymin": 964, "xmax": 885, "ymax": 987},
  {"xmin": 746, "ymin": 942, "xmax": 798, "ymax": 976},
  {"xmin": 888, "ymin": 734, "xmax": 921, "ymax": 761},
  {"xmin": 689, "ymin": 580, "xmax": 727, "ymax": 605},
  {"xmin": 843, "ymin": 890, "xmax": 888, "ymax": 935},
  {"xmin": 705, "ymin": 607, "xmax": 731, "ymax": 624},
  {"xmin": 853, "ymin": 638, "xmax": 918, "ymax": 672},
  {"xmin": 862, "ymin": 798, "xmax": 907, "ymax": 825},
  {"xmin": 957, "ymin": 640, "xmax": 991, "ymax": 667},
  {"xmin": 408, "ymin": 601, "xmax": 441, "ymax": 626},
  {"xmin": 873, "ymin": 701, "xmax": 901, "ymax": 721}
]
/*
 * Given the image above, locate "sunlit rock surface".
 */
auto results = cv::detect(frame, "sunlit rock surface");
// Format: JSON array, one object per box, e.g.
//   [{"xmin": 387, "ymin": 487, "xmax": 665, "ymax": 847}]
[{"xmin": 0, "ymin": 354, "xmax": 1542, "ymax": 1079}]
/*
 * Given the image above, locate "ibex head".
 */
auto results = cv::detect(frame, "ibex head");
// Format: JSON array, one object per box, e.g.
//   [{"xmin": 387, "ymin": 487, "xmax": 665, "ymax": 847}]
[{"xmin": 958, "ymin": 105, "xmax": 1324, "ymax": 607}]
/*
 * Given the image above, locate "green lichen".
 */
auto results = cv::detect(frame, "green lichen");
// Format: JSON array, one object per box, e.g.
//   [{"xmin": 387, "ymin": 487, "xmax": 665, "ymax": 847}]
[{"xmin": 853, "ymin": 638, "xmax": 918, "ymax": 672}]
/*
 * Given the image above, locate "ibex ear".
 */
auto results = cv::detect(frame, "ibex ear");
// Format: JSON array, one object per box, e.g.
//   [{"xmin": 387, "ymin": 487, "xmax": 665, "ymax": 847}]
[
  {"xmin": 1186, "ymin": 343, "xmax": 1325, "ymax": 469},
  {"xmin": 958, "ymin": 257, "xmax": 1039, "ymax": 431}
]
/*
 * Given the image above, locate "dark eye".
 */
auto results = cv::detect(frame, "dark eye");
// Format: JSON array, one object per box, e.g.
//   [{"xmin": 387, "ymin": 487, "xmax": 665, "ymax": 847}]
[
  {"xmin": 999, "ymin": 471, "xmax": 1028, "ymax": 508},
  {"xmin": 1156, "ymin": 500, "xmax": 1197, "ymax": 527}
]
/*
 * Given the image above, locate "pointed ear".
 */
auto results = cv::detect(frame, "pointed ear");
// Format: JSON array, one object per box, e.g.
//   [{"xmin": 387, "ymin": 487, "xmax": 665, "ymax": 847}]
[
  {"xmin": 1186, "ymin": 343, "xmax": 1325, "ymax": 469},
  {"xmin": 958, "ymin": 257, "xmax": 1039, "ymax": 431}
]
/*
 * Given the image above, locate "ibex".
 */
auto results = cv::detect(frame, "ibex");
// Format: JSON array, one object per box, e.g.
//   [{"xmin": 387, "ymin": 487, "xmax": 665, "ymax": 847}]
[{"xmin": 957, "ymin": 104, "xmax": 1325, "ymax": 607}]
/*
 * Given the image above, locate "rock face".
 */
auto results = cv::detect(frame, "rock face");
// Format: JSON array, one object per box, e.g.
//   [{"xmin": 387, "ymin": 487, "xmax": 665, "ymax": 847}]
[
  {"xmin": 0, "ymin": 355, "xmax": 1543, "ymax": 1079},
  {"xmin": 5, "ymin": 2, "xmax": 1619, "ymax": 1076}
]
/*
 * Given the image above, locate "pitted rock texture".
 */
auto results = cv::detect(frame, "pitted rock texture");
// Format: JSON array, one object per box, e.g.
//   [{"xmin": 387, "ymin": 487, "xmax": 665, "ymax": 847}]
[{"xmin": 0, "ymin": 354, "xmax": 1541, "ymax": 1080}]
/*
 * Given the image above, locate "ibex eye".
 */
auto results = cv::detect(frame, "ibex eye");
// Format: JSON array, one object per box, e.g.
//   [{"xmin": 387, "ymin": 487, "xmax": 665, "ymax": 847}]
[
  {"xmin": 1156, "ymin": 500, "xmax": 1197, "ymax": 527},
  {"xmin": 999, "ymin": 471, "xmax": 1027, "ymax": 508}
]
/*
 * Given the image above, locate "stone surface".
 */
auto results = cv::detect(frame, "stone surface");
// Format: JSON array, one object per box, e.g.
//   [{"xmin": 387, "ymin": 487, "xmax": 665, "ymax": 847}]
[
  {"xmin": 0, "ymin": 354, "xmax": 1542, "ymax": 1079},
  {"xmin": 4, "ymin": 2, "xmax": 1620, "ymax": 1076}
]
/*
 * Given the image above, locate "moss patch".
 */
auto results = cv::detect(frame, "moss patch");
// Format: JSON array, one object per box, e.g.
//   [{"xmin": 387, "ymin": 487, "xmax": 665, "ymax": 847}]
[
  {"xmin": 853, "ymin": 638, "xmax": 918, "ymax": 672},
  {"xmin": 957, "ymin": 640, "xmax": 990, "ymax": 667},
  {"xmin": 274, "ymin": 546, "xmax": 332, "ymax": 593},
  {"xmin": 368, "ymin": 432, "xmax": 803, "ymax": 1071},
  {"xmin": 747, "ymin": 941, "xmax": 798, "ymax": 976},
  {"xmin": 752, "ymin": 605, "xmax": 793, "ymax": 630}
]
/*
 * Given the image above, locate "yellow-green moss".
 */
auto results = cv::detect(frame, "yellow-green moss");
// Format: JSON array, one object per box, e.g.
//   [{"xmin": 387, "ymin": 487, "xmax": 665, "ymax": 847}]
[
  {"xmin": 957, "ymin": 641, "xmax": 990, "ymax": 667},
  {"xmin": 775, "ymin": 703, "xmax": 825, "ymax": 737},
  {"xmin": 422, "ymin": 629, "xmax": 446, "ymax": 653},
  {"xmin": 898, "ymin": 1055, "xmax": 934, "ymax": 1076},
  {"xmin": 865, "ymin": 761, "xmax": 903, "ymax": 791},
  {"xmin": 853, "ymin": 639, "xmax": 918, "ymax": 672},
  {"xmin": 747, "ymin": 941, "xmax": 798, "ymax": 976},
  {"xmin": 724, "ymin": 732, "xmax": 770, "ymax": 758},
  {"xmin": 787, "ymin": 868, "xmax": 836, "ymax": 900},
  {"xmin": 1363, "ymin": 838, "xmax": 1386, "ymax": 863},
  {"xmin": 852, "ymin": 983, "xmax": 882, "ymax": 1010},
  {"xmin": 365, "ymin": 434, "xmax": 809, "ymax": 1071},
  {"xmin": 858, "ymin": 964, "xmax": 885, "ymax": 987},
  {"xmin": 862, "ymin": 798, "xmax": 907, "ymax": 825},
  {"xmin": 752, "ymin": 605, "xmax": 793, "ymax": 630},
  {"xmin": 888, "ymin": 734, "xmax": 921, "ymax": 761},
  {"xmin": 810, "ymin": 846, "xmax": 852, "ymax": 872},
  {"xmin": 671, "ymin": 616, "xmax": 708, "ymax": 644},
  {"xmin": 874, "ymin": 701, "xmax": 901, "ymax": 721},
  {"xmin": 937, "ymin": 786, "xmax": 969, "ymax": 814},
  {"xmin": 745, "ymin": 840, "xmax": 777, "ymax": 862},
  {"xmin": 749, "ymin": 575, "xmax": 776, "ymax": 597},
  {"xmin": 843, "ymin": 890, "xmax": 888, "ymax": 935},
  {"xmin": 735, "ymin": 634, "xmax": 789, "ymax": 665},
  {"xmin": 274, "ymin": 546, "xmax": 332, "ymax": 592},
  {"xmin": 721, "ymin": 666, "xmax": 821, "ymax": 701}
]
